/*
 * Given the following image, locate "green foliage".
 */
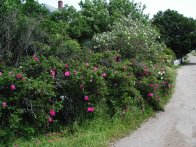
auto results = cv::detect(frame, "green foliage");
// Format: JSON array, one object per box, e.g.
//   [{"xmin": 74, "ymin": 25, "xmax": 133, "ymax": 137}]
[
  {"xmin": 0, "ymin": 56, "xmax": 64, "ymax": 143},
  {"xmin": 132, "ymin": 62, "xmax": 174, "ymax": 110},
  {"xmin": 0, "ymin": 0, "xmax": 21, "ymax": 14},
  {"xmin": 0, "ymin": 0, "xmax": 75, "ymax": 66},
  {"xmin": 51, "ymin": 5, "xmax": 92, "ymax": 41},
  {"xmin": 13, "ymin": 108, "xmax": 154, "ymax": 147},
  {"xmin": 88, "ymin": 51, "xmax": 144, "ymax": 115},
  {"xmin": 79, "ymin": 0, "xmax": 111, "ymax": 35},
  {"xmin": 53, "ymin": 40, "xmax": 82, "ymax": 62},
  {"xmin": 0, "ymin": 0, "xmax": 176, "ymax": 145},
  {"xmin": 159, "ymin": 48, "xmax": 176, "ymax": 65},
  {"xmin": 93, "ymin": 17, "xmax": 166, "ymax": 62},
  {"xmin": 152, "ymin": 9, "xmax": 196, "ymax": 58},
  {"xmin": 22, "ymin": 0, "xmax": 48, "ymax": 17},
  {"xmin": 49, "ymin": 0, "xmax": 146, "ymax": 42},
  {"xmin": 0, "ymin": 51, "xmax": 175, "ymax": 144},
  {"xmin": 0, "ymin": 0, "xmax": 148, "ymax": 65},
  {"xmin": 108, "ymin": 0, "xmax": 147, "ymax": 21},
  {"xmin": 0, "ymin": 1, "xmax": 49, "ymax": 66}
]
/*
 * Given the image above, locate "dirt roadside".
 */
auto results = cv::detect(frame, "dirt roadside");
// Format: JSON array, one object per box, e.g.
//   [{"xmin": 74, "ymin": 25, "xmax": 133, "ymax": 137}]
[{"xmin": 113, "ymin": 55, "xmax": 196, "ymax": 147}]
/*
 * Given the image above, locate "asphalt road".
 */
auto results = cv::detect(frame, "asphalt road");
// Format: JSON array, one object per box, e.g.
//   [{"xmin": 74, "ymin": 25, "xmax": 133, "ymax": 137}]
[{"xmin": 113, "ymin": 55, "xmax": 196, "ymax": 147}]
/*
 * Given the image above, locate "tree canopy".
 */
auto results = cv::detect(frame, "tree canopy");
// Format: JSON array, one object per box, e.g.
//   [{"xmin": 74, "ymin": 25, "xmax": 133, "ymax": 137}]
[{"xmin": 152, "ymin": 9, "xmax": 196, "ymax": 58}]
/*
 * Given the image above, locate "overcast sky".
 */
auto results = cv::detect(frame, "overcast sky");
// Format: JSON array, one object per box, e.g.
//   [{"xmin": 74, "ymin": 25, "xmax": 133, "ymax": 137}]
[{"xmin": 37, "ymin": 0, "xmax": 196, "ymax": 19}]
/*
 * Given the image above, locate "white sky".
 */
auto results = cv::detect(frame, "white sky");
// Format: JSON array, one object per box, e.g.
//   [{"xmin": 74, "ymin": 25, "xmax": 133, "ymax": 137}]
[{"xmin": 37, "ymin": 0, "xmax": 196, "ymax": 19}]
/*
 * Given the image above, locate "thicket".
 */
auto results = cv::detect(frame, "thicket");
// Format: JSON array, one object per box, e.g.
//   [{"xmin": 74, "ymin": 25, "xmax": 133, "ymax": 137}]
[{"xmin": 0, "ymin": 0, "xmax": 176, "ymax": 145}]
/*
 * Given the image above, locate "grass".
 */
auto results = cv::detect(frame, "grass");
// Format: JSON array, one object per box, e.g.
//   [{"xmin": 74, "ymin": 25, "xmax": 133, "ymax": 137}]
[
  {"xmin": 13, "ymin": 108, "xmax": 154, "ymax": 147},
  {"xmin": 11, "ymin": 66, "xmax": 177, "ymax": 147}
]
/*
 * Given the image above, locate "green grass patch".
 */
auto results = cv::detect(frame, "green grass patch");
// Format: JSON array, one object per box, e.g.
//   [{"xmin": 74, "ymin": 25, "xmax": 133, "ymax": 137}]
[{"xmin": 13, "ymin": 107, "xmax": 154, "ymax": 147}]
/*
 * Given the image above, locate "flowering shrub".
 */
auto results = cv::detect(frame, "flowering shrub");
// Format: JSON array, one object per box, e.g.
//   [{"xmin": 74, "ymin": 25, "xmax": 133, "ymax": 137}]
[
  {"xmin": 87, "ymin": 51, "xmax": 144, "ymax": 115},
  {"xmin": 0, "ymin": 56, "xmax": 64, "ymax": 142},
  {"xmin": 54, "ymin": 62, "xmax": 108, "ymax": 123},
  {"xmin": 93, "ymin": 17, "xmax": 167, "ymax": 62},
  {"xmin": 132, "ymin": 61, "xmax": 174, "ymax": 110},
  {"xmin": 1, "ymin": 84, "xmax": 52, "ymax": 139},
  {"xmin": 0, "ymin": 50, "xmax": 175, "ymax": 144}
]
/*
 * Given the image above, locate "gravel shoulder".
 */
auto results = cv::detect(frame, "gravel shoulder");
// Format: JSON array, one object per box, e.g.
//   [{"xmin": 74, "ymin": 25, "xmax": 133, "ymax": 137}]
[{"xmin": 114, "ymin": 55, "xmax": 196, "ymax": 147}]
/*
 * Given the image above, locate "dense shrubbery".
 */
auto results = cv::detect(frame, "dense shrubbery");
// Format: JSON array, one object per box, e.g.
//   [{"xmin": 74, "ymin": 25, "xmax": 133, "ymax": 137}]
[
  {"xmin": 0, "ymin": 51, "xmax": 175, "ymax": 143},
  {"xmin": 0, "ymin": 0, "xmax": 176, "ymax": 145},
  {"xmin": 93, "ymin": 17, "xmax": 165, "ymax": 61}
]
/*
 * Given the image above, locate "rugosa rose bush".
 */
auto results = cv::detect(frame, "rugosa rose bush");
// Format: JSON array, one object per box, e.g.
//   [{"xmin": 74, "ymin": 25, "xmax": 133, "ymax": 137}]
[{"xmin": 0, "ymin": 51, "xmax": 174, "ymax": 143}]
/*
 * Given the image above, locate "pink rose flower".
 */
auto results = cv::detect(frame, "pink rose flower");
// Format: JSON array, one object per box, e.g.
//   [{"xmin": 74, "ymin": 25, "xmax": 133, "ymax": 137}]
[
  {"xmin": 50, "ymin": 70, "xmax": 55, "ymax": 78},
  {"xmin": 16, "ymin": 73, "xmax": 23, "ymax": 79},
  {"xmin": 48, "ymin": 117, "xmax": 53, "ymax": 123},
  {"xmin": 0, "ymin": 72, "xmax": 2, "ymax": 76},
  {"xmin": 10, "ymin": 84, "xmax": 16, "ymax": 91},
  {"xmin": 84, "ymin": 96, "xmax": 89, "ymax": 101},
  {"xmin": 64, "ymin": 71, "xmax": 70, "ymax": 77},
  {"xmin": 74, "ymin": 70, "xmax": 77, "ymax": 76},
  {"xmin": 50, "ymin": 109, "xmax": 56, "ymax": 117},
  {"xmin": 33, "ymin": 54, "xmax": 39, "ymax": 61},
  {"xmin": 87, "ymin": 107, "xmax": 95, "ymax": 113},
  {"xmin": 2, "ymin": 102, "xmax": 7, "ymax": 108},
  {"xmin": 149, "ymin": 84, "xmax": 154, "ymax": 87},
  {"xmin": 102, "ymin": 73, "xmax": 107, "ymax": 78},
  {"xmin": 80, "ymin": 84, "xmax": 84, "ymax": 90},
  {"xmin": 93, "ymin": 67, "xmax": 98, "ymax": 72},
  {"xmin": 65, "ymin": 64, "xmax": 69, "ymax": 69},
  {"xmin": 50, "ymin": 69, "xmax": 57, "ymax": 78},
  {"xmin": 163, "ymin": 81, "xmax": 167, "ymax": 85},
  {"xmin": 34, "ymin": 57, "xmax": 39, "ymax": 61},
  {"xmin": 148, "ymin": 93, "xmax": 153, "ymax": 97}
]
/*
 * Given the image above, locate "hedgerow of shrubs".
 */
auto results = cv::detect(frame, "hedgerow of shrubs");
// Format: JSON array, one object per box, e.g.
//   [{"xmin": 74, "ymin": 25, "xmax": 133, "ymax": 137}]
[{"xmin": 0, "ymin": 48, "xmax": 175, "ymax": 144}]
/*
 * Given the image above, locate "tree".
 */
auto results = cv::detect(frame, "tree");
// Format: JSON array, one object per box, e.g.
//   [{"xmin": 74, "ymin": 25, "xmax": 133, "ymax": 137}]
[
  {"xmin": 21, "ymin": 0, "xmax": 48, "ymax": 17},
  {"xmin": 108, "ymin": 0, "xmax": 147, "ymax": 22},
  {"xmin": 79, "ymin": 0, "xmax": 110, "ymax": 39},
  {"xmin": 79, "ymin": 0, "xmax": 146, "ymax": 39},
  {"xmin": 48, "ymin": 0, "xmax": 147, "ymax": 42},
  {"xmin": 50, "ymin": 5, "xmax": 92, "ymax": 41},
  {"xmin": 0, "ymin": 0, "xmax": 21, "ymax": 14},
  {"xmin": 0, "ymin": 0, "xmax": 51, "ymax": 66},
  {"xmin": 152, "ymin": 9, "xmax": 196, "ymax": 58}
]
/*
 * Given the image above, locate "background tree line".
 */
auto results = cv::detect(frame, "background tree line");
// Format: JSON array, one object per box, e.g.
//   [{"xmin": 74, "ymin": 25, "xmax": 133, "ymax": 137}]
[{"xmin": 0, "ymin": 0, "xmax": 195, "ymax": 65}]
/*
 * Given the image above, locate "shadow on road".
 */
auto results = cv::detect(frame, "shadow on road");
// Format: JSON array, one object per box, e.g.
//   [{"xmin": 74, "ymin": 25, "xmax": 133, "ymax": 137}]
[{"xmin": 181, "ymin": 62, "xmax": 196, "ymax": 66}]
